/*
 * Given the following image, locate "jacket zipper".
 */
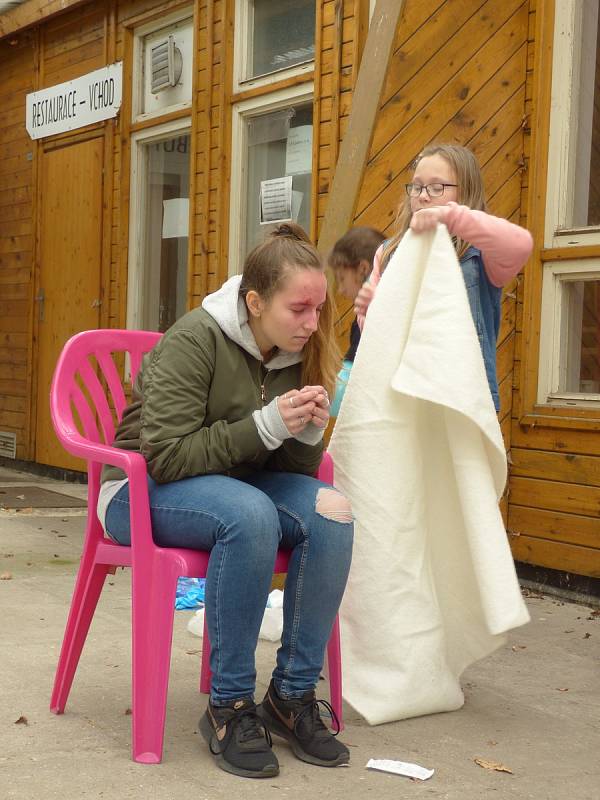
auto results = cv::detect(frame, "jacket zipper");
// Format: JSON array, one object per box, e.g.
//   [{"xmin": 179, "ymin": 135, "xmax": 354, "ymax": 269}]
[{"xmin": 259, "ymin": 363, "xmax": 268, "ymax": 404}]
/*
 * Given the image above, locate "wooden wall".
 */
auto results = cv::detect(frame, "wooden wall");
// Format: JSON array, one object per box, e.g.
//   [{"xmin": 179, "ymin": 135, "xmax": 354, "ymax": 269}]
[
  {"xmin": 1, "ymin": 0, "xmax": 597, "ymax": 578},
  {"xmin": 0, "ymin": 32, "xmax": 35, "ymax": 460},
  {"xmin": 323, "ymin": 0, "xmax": 530, "ymax": 522},
  {"xmin": 508, "ymin": 1, "xmax": 600, "ymax": 579},
  {"xmin": 189, "ymin": 0, "xmax": 230, "ymax": 304}
]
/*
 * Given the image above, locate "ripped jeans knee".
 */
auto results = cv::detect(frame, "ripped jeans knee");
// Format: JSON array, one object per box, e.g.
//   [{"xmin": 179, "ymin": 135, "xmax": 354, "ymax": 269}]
[{"xmin": 315, "ymin": 487, "xmax": 354, "ymax": 524}]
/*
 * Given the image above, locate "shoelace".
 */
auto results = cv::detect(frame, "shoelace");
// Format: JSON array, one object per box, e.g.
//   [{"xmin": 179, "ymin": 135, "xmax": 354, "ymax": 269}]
[
  {"xmin": 294, "ymin": 698, "xmax": 341, "ymax": 738},
  {"xmin": 209, "ymin": 709, "xmax": 273, "ymax": 755}
]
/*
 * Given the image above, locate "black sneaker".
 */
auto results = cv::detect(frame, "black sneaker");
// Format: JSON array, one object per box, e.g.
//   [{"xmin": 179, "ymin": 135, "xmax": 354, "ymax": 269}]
[
  {"xmin": 258, "ymin": 680, "xmax": 349, "ymax": 767},
  {"xmin": 199, "ymin": 697, "xmax": 279, "ymax": 778}
]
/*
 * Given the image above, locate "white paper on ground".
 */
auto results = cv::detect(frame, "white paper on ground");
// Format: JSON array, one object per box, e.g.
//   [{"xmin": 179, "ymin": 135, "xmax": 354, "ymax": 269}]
[
  {"xmin": 186, "ymin": 603, "xmax": 283, "ymax": 642},
  {"xmin": 366, "ymin": 758, "xmax": 434, "ymax": 781},
  {"xmin": 187, "ymin": 607, "xmax": 205, "ymax": 637},
  {"xmin": 266, "ymin": 589, "xmax": 284, "ymax": 608}
]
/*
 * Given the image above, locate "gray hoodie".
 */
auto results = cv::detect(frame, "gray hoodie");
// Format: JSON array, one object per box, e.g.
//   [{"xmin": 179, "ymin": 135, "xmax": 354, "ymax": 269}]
[{"xmin": 202, "ymin": 275, "xmax": 324, "ymax": 449}]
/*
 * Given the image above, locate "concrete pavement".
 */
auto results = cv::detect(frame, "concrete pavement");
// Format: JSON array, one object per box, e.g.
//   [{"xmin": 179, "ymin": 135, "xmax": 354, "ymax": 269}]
[{"xmin": 1, "ymin": 463, "xmax": 598, "ymax": 800}]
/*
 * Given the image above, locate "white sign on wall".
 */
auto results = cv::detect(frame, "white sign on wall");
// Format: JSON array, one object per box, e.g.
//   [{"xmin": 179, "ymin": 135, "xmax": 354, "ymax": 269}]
[{"xmin": 26, "ymin": 62, "xmax": 123, "ymax": 140}]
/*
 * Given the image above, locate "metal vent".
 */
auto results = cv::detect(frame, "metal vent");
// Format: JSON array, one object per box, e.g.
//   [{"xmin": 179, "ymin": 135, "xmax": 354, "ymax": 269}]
[
  {"xmin": 150, "ymin": 35, "xmax": 183, "ymax": 93},
  {"xmin": 0, "ymin": 431, "xmax": 16, "ymax": 459}
]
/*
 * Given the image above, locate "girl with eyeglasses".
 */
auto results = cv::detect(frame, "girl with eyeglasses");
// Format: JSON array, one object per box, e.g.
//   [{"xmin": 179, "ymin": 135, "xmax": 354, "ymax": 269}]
[{"xmin": 354, "ymin": 143, "xmax": 533, "ymax": 410}]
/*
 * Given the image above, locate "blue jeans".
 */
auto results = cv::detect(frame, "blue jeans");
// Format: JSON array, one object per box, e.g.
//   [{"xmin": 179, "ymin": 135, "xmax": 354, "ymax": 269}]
[{"xmin": 105, "ymin": 471, "xmax": 354, "ymax": 705}]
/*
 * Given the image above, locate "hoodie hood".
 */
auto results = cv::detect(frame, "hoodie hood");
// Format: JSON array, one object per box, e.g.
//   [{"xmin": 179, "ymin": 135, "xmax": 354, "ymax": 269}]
[{"xmin": 202, "ymin": 275, "xmax": 303, "ymax": 368}]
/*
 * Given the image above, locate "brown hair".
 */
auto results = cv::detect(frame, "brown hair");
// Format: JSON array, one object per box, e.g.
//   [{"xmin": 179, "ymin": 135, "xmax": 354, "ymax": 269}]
[
  {"xmin": 328, "ymin": 227, "xmax": 386, "ymax": 271},
  {"xmin": 240, "ymin": 222, "xmax": 340, "ymax": 397},
  {"xmin": 381, "ymin": 143, "xmax": 488, "ymax": 270}
]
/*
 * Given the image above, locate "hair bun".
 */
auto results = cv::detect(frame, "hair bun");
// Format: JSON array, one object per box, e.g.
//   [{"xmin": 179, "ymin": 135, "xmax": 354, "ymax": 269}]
[{"xmin": 271, "ymin": 222, "xmax": 312, "ymax": 244}]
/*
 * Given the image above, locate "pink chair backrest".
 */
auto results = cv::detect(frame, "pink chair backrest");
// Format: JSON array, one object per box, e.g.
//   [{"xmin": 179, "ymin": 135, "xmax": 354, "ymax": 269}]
[
  {"xmin": 50, "ymin": 330, "xmax": 162, "ymax": 533},
  {"xmin": 50, "ymin": 330, "xmax": 162, "ymax": 452}
]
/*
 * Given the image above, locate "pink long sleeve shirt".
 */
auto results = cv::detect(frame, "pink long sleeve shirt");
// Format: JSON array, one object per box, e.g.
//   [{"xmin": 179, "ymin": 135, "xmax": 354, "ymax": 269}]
[{"xmin": 362, "ymin": 203, "xmax": 533, "ymax": 325}]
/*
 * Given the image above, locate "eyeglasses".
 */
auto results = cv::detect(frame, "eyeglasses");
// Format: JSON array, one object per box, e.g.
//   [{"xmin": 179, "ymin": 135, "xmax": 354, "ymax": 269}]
[{"xmin": 405, "ymin": 183, "xmax": 458, "ymax": 198}]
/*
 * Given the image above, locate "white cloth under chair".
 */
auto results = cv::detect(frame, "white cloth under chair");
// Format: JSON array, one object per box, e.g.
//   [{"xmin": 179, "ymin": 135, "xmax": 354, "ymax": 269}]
[{"xmin": 329, "ymin": 225, "xmax": 529, "ymax": 725}]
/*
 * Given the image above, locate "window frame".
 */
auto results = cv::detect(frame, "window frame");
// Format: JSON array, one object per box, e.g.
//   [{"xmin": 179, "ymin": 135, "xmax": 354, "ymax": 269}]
[
  {"xmin": 544, "ymin": 0, "xmax": 600, "ymax": 248},
  {"xmin": 232, "ymin": 0, "xmax": 315, "ymax": 94},
  {"xmin": 131, "ymin": 7, "xmax": 194, "ymax": 125},
  {"xmin": 228, "ymin": 81, "xmax": 314, "ymax": 276},
  {"xmin": 126, "ymin": 118, "xmax": 192, "ymax": 331},
  {"xmin": 537, "ymin": 258, "xmax": 600, "ymax": 408}
]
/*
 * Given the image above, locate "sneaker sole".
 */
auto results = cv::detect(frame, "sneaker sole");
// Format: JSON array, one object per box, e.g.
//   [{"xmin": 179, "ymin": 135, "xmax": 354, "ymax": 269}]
[
  {"xmin": 199, "ymin": 714, "xmax": 280, "ymax": 778},
  {"xmin": 257, "ymin": 706, "xmax": 350, "ymax": 768}
]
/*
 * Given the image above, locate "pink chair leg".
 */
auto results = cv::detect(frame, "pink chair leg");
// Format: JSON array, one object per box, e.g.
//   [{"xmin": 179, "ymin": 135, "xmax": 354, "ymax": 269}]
[
  {"xmin": 326, "ymin": 616, "xmax": 344, "ymax": 731},
  {"xmin": 131, "ymin": 563, "xmax": 179, "ymax": 764},
  {"xmin": 199, "ymin": 613, "xmax": 211, "ymax": 694},
  {"xmin": 50, "ymin": 560, "xmax": 110, "ymax": 714}
]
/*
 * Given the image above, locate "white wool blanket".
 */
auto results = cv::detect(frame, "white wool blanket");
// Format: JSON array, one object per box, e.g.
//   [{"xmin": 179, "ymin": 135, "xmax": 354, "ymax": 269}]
[{"xmin": 329, "ymin": 225, "xmax": 529, "ymax": 725}]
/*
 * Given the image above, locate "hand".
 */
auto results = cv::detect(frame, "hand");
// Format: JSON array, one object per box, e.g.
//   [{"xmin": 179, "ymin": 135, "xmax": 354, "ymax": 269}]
[
  {"xmin": 354, "ymin": 281, "xmax": 376, "ymax": 317},
  {"xmin": 277, "ymin": 390, "xmax": 319, "ymax": 434},
  {"xmin": 298, "ymin": 385, "xmax": 330, "ymax": 429},
  {"xmin": 409, "ymin": 205, "xmax": 450, "ymax": 233}
]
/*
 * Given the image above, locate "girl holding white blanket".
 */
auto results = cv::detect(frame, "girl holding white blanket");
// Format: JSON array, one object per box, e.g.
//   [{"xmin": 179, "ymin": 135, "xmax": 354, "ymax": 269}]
[
  {"xmin": 355, "ymin": 143, "xmax": 533, "ymax": 411},
  {"xmin": 329, "ymin": 145, "xmax": 532, "ymax": 725}
]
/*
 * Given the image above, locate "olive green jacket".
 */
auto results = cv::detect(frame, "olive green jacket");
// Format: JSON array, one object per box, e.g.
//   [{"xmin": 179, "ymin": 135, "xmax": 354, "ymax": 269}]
[{"xmin": 102, "ymin": 303, "xmax": 323, "ymax": 485}]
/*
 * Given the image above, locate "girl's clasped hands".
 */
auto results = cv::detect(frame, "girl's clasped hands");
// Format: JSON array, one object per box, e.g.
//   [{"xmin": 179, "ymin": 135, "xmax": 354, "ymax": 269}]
[{"xmin": 278, "ymin": 386, "xmax": 330, "ymax": 434}]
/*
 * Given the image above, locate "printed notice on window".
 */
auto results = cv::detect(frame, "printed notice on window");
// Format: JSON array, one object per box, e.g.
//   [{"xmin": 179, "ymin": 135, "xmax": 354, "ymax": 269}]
[
  {"xmin": 285, "ymin": 125, "xmax": 312, "ymax": 175},
  {"xmin": 260, "ymin": 176, "xmax": 293, "ymax": 224}
]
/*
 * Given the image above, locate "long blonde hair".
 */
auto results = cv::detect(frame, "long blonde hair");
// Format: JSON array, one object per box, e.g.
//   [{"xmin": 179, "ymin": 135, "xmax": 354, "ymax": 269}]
[
  {"xmin": 381, "ymin": 143, "xmax": 488, "ymax": 270},
  {"xmin": 239, "ymin": 223, "xmax": 340, "ymax": 397}
]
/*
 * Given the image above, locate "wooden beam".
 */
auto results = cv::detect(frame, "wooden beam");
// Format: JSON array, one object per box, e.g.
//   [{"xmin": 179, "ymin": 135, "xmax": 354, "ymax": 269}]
[
  {"xmin": 316, "ymin": 0, "xmax": 405, "ymax": 254},
  {"xmin": 0, "ymin": 0, "xmax": 92, "ymax": 40}
]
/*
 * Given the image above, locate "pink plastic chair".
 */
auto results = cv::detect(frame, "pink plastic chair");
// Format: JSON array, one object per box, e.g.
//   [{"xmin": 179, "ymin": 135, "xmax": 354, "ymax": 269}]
[{"xmin": 49, "ymin": 329, "xmax": 343, "ymax": 764}]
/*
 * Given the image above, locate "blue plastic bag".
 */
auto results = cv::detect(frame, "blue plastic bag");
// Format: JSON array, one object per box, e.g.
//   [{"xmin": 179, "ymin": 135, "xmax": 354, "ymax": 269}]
[
  {"xmin": 330, "ymin": 359, "xmax": 353, "ymax": 417},
  {"xmin": 175, "ymin": 577, "xmax": 206, "ymax": 609}
]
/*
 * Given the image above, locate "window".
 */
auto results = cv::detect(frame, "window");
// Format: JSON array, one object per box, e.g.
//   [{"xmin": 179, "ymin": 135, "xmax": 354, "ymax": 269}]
[
  {"xmin": 537, "ymin": 2, "xmax": 600, "ymax": 409},
  {"xmin": 545, "ymin": 1, "xmax": 600, "ymax": 246},
  {"xmin": 538, "ymin": 260, "xmax": 600, "ymax": 405},
  {"xmin": 234, "ymin": 0, "xmax": 315, "ymax": 91},
  {"xmin": 127, "ymin": 125, "xmax": 191, "ymax": 331},
  {"xmin": 229, "ymin": 85, "xmax": 314, "ymax": 273},
  {"xmin": 132, "ymin": 12, "xmax": 194, "ymax": 122}
]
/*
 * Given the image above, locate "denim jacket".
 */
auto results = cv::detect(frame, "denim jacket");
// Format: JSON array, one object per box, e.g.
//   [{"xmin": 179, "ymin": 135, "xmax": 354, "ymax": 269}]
[{"xmin": 461, "ymin": 246, "xmax": 502, "ymax": 410}]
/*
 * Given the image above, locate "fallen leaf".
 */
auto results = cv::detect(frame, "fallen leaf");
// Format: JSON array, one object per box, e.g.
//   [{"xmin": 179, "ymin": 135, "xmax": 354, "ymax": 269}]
[
  {"xmin": 474, "ymin": 758, "xmax": 513, "ymax": 774},
  {"xmin": 511, "ymin": 645, "xmax": 527, "ymax": 651},
  {"xmin": 124, "ymin": 708, "xmax": 132, "ymax": 715},
  {"xmin": 0, "ymin": 571, "xmax": 12, "ymax": 580},
  {"xmin": 16, "ymin": 494, "xmax": 25, "ymax": 500},
  {"xmin": 556, "ymin": 687, "xmax": 569, "ymax": 692},
  {"xmin": 583, "ymin": 633, "xmax": 591, "ymax": 639},
  {"xmin": 589, "ymin": 610, "xmax": 600, "ymax": 618},
  {"xmin": 14, "ymin": 716, "xmax": 28, "ymax": 725}
]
